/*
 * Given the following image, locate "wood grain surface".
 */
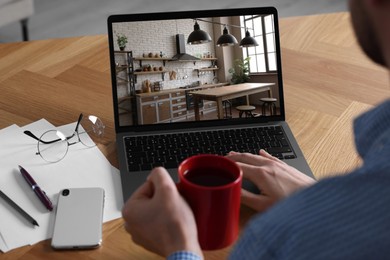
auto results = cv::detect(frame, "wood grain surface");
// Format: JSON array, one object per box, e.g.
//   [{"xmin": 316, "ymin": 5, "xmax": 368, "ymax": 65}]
[{"xmin": 0, "ymin": 12, "xmax": 389, "ymax": 259}]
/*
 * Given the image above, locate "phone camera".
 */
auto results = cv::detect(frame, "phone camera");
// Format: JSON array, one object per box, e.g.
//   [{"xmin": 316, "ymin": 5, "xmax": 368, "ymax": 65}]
[{"xmin": 62, "ymin": 189, "xmax": 70, "ymax": 196}]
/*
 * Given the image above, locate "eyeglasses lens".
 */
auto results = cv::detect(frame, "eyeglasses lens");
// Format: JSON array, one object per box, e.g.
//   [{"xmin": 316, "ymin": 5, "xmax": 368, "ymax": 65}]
[
  {"xmin": 38, "ymin": 130, "xmax": 69, "ymax": 163},
  {"xmin": 78, "ymin": 116, "xmax": 105, "ymax": 147}
]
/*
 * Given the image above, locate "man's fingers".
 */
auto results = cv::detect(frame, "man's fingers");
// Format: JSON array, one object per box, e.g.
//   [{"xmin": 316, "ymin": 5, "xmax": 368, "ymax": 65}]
[
  {"xmin": 241, "ymin": 189, "xmax": 274, "ymax": 212},
  {"xmin": 131, "ymin": 179, "xmax": 154, "ymax": 200},
  {"xmin": 259, "ymin": 149, "xmax": 286, "ymax": 164},
  {"xmin": 147, "ymin": 167, "xmax": 176, "ymax": 192},
  {"xmin": 147, "ymin": 167, "xmax": 172, "ymax": 183},
  {"xmin": 227, "ymin": 151, "xmax": 272, "ymax": 167},
  {"xmin": 235, "ymin": 162, "xmax": 267, "ymax": 185},
  {"xmin": 122, "ymin": 181, "xmax": 154, "ymax": 223},
  {"xmin": 124, "ymin": 168, "xmax": 172, "ymax": 217},
  {"xmin": 147, "ymin": 167, "xmax": 178, "ymax": 199}
]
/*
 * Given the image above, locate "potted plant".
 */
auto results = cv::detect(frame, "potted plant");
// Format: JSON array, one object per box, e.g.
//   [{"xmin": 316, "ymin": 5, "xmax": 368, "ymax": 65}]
[
  {"xmin": 116, "ymin": 33, "xmax": 128, "ymax": 51},
  {"xmin": 228, "ymin": 57, "xmax": 251, "ymax": 84}
]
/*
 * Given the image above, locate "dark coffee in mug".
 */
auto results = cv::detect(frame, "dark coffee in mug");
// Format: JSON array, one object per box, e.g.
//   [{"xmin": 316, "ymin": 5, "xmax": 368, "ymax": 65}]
[{"xmin": 184, "ymin": 168, "xmax": 236, "ymax": 187}]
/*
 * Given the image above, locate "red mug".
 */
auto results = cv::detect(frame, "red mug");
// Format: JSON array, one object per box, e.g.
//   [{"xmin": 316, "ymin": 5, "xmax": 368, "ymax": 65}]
[{"xmin": 177, "ymin": 154, "xmax": 242, "ymax": 250}]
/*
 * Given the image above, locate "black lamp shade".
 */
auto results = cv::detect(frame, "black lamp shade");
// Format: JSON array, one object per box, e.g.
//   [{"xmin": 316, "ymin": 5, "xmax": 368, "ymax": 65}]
[
  {"xmin": 187, "ymin": 21, "xmax": 212, "ymax": 45},
  {"xmin": 216, "ymin": 27, "xmax": 238, "ymax": 47},
  {"xmin": 239, "ymin": 30, "xmax": 259, "ymax": 47}
]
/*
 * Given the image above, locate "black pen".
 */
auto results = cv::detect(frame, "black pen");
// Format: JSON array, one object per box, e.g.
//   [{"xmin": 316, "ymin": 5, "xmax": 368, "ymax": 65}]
[
  {"xmin": 0, "ymin": 189, "xmax": 39, "ymax": 227},
  {"xmin": 18, "ymin": 165, "xmax": 53, "ymax": 211}
]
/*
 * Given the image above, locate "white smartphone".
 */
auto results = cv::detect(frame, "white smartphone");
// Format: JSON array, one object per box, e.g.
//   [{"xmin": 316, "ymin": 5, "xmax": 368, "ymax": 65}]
[{"xmin": 51, "ymin": 187, "xmax": 105, "ymax": 249}]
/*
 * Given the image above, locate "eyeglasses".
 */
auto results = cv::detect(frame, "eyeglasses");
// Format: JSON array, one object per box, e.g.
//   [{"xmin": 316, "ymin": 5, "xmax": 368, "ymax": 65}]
[{"xmin": 24, "ymin": 114, "xmax": 105, "ymax": 163}]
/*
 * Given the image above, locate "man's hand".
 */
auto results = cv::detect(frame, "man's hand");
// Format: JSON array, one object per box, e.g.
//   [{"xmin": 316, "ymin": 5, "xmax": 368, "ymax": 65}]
[
  {"xmin": 122, "ymin": 167, "xmax": 202, "ymax": 258},
  {"xmin": 227, "ymin": 150, "xmax": 316, "ymax": 212}
]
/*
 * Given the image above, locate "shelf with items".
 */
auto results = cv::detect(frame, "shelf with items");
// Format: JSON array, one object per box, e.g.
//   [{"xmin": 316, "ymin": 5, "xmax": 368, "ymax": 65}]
[
  {"xmin": 118, "ymin": 96, "xmax": 133, "ymax": 115},
  {"xmin": 114, "ymin": 50, "xmax": 137, "ymax": 124},
  {"xmin": 114, "ymin": 50, "xmax": 133, "ymax": 54},
  {"xmin": 133, "ymin": 70, "xmax": 169, "ymax": 82},
  {"xmin": 115, "ymin": 64, "xmax": 130, "ymax": 70},
  {"xmin": 200, "ymin": 58, "xmax": 217, "ymax": 61},
  {"xmin": 115, "ymin": 75, "xmax": 130, "ymax": 83},
  {"xmin": 134, "ymin": 57, "xmax": 172, "ymax": 67},
  {"xmin": 194, "ymin": 67, "xmax": 219, "ymax": 77},
  {"xmin": 200, "ymin": 57, "xmax": 217, "ymax": 64},
  {"xmin": 115, "ymin": 65, "xmax": 131, "ymax": 80},
  {"xmin": 199, "ymin": 58, "xmax": 218, "ymax": 69},
  {"xmin": 134, "ymin": 57, "xmax": 217, "ymax": 67}
]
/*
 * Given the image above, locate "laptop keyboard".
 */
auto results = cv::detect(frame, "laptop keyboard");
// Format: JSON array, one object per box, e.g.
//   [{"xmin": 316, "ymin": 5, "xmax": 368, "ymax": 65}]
[{"xmin": 124, "ymin": 125, "xmax": 296, "ymax": 172}]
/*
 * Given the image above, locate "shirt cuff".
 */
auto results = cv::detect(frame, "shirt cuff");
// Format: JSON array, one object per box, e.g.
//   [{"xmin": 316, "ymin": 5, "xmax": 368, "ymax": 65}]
[{"xmin": 167, "ymin": 251, "xmax": 202, "ymax": 260}]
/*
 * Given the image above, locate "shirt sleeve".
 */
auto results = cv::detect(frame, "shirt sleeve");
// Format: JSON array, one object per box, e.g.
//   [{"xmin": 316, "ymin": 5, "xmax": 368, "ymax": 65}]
[{"xmin": 167, "ymin": 251, "xmax": 202, "ymax": 260}]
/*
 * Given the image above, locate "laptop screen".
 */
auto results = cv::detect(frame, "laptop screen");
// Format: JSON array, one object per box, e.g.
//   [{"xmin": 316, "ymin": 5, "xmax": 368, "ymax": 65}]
[{"xmin": 107, "ymin": 7, "xmax": 284, "ymax": 133}]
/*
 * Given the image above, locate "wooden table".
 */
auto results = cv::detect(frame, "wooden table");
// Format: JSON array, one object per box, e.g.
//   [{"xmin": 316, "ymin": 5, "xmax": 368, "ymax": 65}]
[
  {"xmin": 0, "ymin": 12, "xmax": 389, "ymax": 259},
  {"xmin": 190, "ymin": 83, "xmax": 273, "ymax": 120}
]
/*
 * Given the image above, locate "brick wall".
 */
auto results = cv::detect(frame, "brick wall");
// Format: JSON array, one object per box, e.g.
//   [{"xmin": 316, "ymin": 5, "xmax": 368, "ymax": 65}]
[{"xmin": 112, "ymin": 18, "xmax": 217, "ymax": 96}]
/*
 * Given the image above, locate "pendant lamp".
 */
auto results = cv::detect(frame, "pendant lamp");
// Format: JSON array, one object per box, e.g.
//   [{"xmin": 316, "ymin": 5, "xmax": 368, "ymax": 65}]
[
  {"xmin": 216, "ymin": 26, "xmax": 238, "ymax": 47},
  {"xmin": 187, "ymin": 21, "xmax": 212, "ymax": 45},
  {"xmin": 239, "ymin": 30, "xmax": 258, "ymax": 47}
]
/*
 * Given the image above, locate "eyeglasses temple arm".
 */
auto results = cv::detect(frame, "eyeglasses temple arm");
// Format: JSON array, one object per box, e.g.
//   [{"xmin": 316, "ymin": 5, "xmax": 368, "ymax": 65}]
[
  {"xmin": 24, "ymin": 113, "xmax": 85, "ymax": 144},
  {"xmin": 23, "ymin": 130, "xmax": 42, "ymax": 142},
  {"xmin": 74, "ymin": 113, "xmax": 83, "ymax": 133},
  {"xmin": 24, "ymin": 130, "xmax": 62, "ymax": 144}
]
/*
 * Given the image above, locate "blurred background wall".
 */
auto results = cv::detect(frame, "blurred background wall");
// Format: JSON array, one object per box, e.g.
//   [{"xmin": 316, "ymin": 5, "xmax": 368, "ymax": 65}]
[{"xmin": 0, "ymin": 0, "xmax": 347, "ymax": 43}]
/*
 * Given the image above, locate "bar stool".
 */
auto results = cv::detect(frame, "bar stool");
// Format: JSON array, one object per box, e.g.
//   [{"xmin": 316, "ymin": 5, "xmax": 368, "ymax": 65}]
[
  {"xmin": 260, "ymin": 98, "xmax": 277, "ymax": 116},
  {"xmin": 236, "ymin": 105, "xmax": 256, "ymax": 118},
  {"xmin": 222, "ymin": 100, "xmax": 232, "ymax": 118}
]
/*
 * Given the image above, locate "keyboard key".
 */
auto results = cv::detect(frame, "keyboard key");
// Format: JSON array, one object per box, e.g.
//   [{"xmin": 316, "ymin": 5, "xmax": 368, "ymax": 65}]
[
  {"xmin": 266, "ymin": 147, "xmax": 292, "ymax": 154},
  {"xmin": 125, "ymin": 125, "xmax": 296, "ymax": 171}
]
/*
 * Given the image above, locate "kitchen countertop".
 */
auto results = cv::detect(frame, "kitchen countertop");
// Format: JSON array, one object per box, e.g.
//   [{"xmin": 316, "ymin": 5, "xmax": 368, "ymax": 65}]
[{"xmin": 135, "ymin": 82, "xmax": 229, "ymax": 97}]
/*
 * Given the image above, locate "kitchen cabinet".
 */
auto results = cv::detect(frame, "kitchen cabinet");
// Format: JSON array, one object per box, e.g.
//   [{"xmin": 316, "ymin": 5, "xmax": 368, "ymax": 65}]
[
  {"xmin": 136, "ymin": 83, "xmax": 228, "ymax": 124},
  {"xmin": 137, "ymin": 90, "xmax": 187, "ymax": 124},
  {"xmin": 137, "ymin": 93, "xmax": 171, "ymax": 124},
  {"xmin": 170, "ymin": 90, "xmax": 187, "ymax": 121}
]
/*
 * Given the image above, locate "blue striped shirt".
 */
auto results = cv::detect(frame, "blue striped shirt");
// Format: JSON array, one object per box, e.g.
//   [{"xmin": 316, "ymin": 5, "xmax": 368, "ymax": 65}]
[
  {"xmin": 172, "ymin": 100, "xmax": 390, "ymax": 260},
  {"xmin": 230, "ymin": 100, "xmax": 390, "ymax": 259},
  {"xmin": 168, "ymin": 251, "xmax": 202, "ymax": 260}
]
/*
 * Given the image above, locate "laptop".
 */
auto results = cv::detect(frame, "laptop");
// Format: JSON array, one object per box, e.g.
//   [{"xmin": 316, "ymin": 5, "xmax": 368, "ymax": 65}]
[{"xmin": 107, "ymin": 7, "xmax": 314, "ymax": 202}]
